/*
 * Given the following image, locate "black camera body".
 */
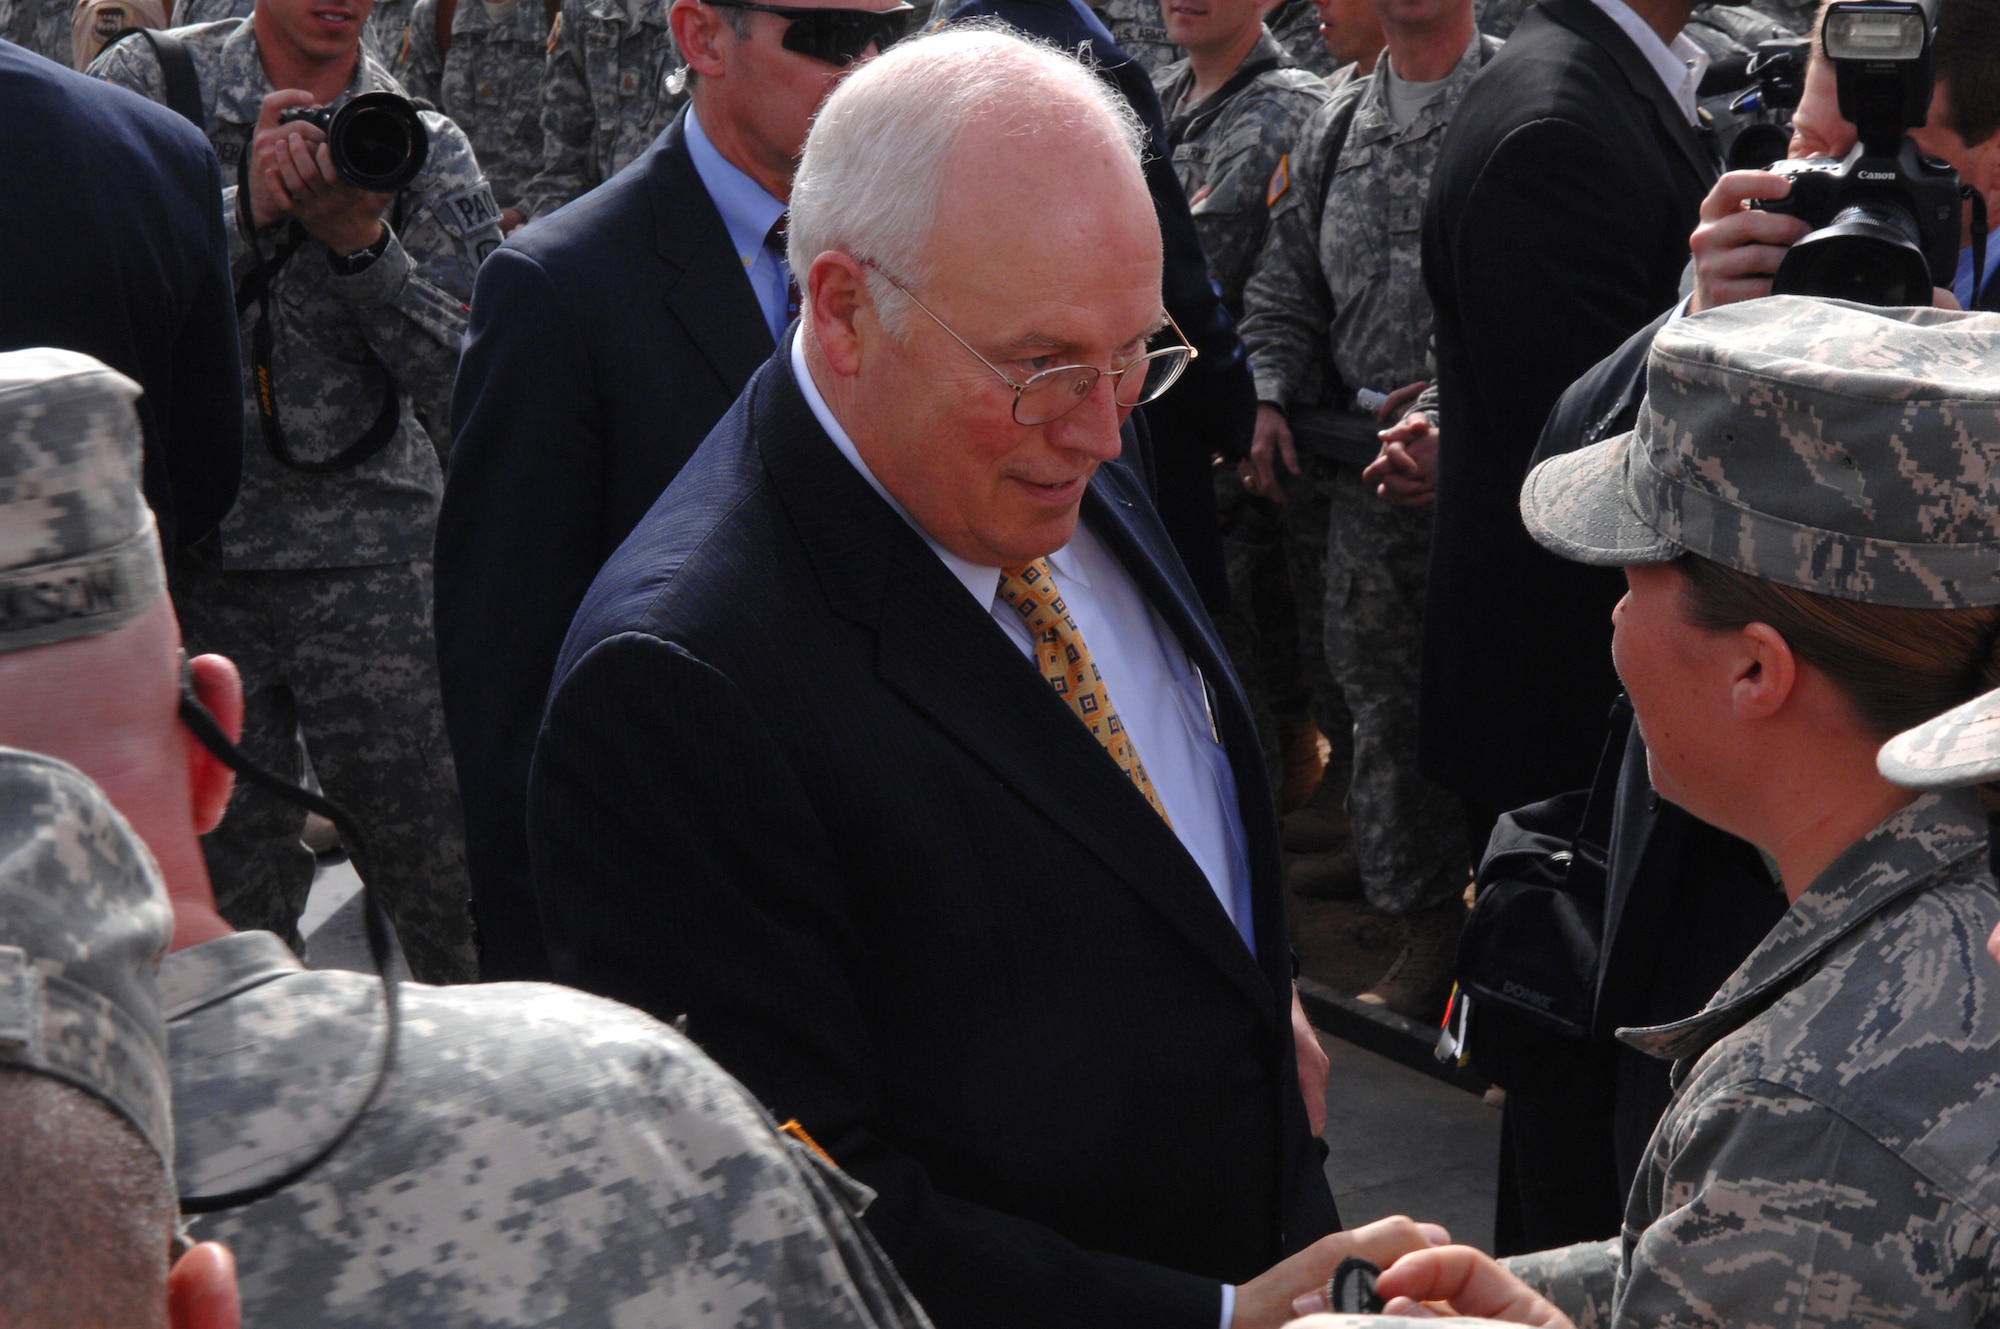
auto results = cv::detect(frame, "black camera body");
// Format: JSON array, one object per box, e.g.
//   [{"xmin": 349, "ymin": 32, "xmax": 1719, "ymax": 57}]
[
  {"xmin": 1751, "ymin": 0, "xmax": 1962, "ymax": 306},
  {"xmin": 277, "ymin": 91, "xmax": 429, "ymax": 194}
]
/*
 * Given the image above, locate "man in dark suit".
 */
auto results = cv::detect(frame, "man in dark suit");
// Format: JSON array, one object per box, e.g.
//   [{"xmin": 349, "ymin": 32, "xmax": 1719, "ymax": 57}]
[
  {"xmin": 1417, "ymin": 0, "xmax": 1718, "ymax": 841},
  {"xmin": 0, "ymin": 38, "xmax": 241, "ymax": 556},
  {"xmin": 530, "ymin": 27, "xmax": 1458, "ymax": 1328},
  {"xmin": 435, "ymin": 0, "xmax": 915, "ymax": 978},
  {"xmin": 946, "ymin": 0, "xmax": 1258, "ymax": 613}
]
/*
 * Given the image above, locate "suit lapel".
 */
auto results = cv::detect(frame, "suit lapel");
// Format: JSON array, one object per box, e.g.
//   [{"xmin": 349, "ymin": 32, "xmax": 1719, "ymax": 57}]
[
  {"xmin": 1541, "ymin": 0, "xmax": 1718, "ymax": 188},
  {"xmin": 755, "ymin": 351, "xmax": 1279, "ymax": 1020},
  {"xmin": 648, "ymin": 112, "xmax": 776, "ymax": 390}
]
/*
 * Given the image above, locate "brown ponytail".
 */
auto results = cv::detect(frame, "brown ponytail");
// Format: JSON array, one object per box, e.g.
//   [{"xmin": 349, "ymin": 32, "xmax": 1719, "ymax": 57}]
[{"xmin": 1676, "ymin": 554, "xmax": 2000, "ymax": 741}]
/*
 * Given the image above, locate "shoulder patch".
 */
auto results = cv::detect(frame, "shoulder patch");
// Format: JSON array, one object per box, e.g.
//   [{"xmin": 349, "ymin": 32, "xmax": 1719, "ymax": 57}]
[
  {"xmin": 1266, "ymin": 154, "xmax": 1290, "ymax": 208},
  {"xmin": 440, "ymin": 181, "xmax": 502, "ymax": 234},
  {"xmin": 546, "ymin": 9, "xmax": 561, "ymax": 54}
]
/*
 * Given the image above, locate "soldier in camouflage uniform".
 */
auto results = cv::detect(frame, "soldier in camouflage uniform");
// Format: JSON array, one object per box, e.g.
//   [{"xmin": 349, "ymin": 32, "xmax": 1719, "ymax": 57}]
[
  {"xmin": 1358, "ymin": 297, "xmax": 2000, "ymax": 1329},
  {"xmin": 0, "ymin": 342, "xmax": 934, "ymax": 1329},
  {"xmin": 90, "ymin": 2, "xmax": 495, "ymax": 985},
  {"xmin": 396, "ymin": 0, "xmax": 555, "ymax": 223},
  {"xmin": 1238, "ymin": 0, "xmax": 1495, "ymax": 1017},
  {"xmin": 1263, "ymin": 0, "xmax": 1341, "ymax": 79},
  {"xmin": 1153, "ymin": 10, "xmax": 1330, "ymax": 803},
  {"xmin": 517, "ymin": 0, "xmax": 681, "ymax": 219},
  {"xmin": 172, "ymin": 0, "xmax": 412, "ymax": 62},
  {"xmin": 1089, "ymin": 0, "xmax": 1174, "ymax": 73}
]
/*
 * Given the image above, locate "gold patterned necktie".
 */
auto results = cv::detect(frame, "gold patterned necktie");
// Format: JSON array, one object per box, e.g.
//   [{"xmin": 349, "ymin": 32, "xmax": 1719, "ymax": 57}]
[{"xmin": 997, "ymin": 559, "xmax": 1171, "ymax": 826}]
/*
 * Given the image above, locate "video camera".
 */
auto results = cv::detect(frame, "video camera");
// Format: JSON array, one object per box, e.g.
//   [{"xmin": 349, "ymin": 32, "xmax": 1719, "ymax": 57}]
[
  {"xmin": 1752, "ymin": 0, "xmax": 1961, "ymax": 306},
  {"xmin": 277, "ymin": 91, "xmax": 429, "ymax": 194}
]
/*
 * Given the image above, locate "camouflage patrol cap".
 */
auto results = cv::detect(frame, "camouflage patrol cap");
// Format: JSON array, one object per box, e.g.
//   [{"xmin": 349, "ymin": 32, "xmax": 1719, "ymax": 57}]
[
  {"xmin": 0, "ymin": 747, "xmax": 174, "ymax": 1168},
  {"xmin": 1520, "ymin": 297, "xmax": 2000, "ymax": 608},
  {"xmin": 1877, "ymin": 685, "xmax": 2000, "ymax": 790},
  {"xmin": 0, "ymin": 347, "xmax": 165, "ymax": 653}
]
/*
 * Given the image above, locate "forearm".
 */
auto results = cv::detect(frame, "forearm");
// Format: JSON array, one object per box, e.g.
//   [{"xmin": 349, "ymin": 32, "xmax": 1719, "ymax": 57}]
[
  {"xmin": 328, "ymin": 230, "xmax": 469, "ymax": 430},
  {"xmin": 1501, "ymin": 1238, "xmax": 1619, "ymax": 1327}
]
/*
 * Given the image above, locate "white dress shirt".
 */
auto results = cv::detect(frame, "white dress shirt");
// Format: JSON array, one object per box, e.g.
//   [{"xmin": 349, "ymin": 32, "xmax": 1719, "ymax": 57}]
[
  {"xmin": 1589, "ymin": 0, "xmax": 1709, "ymax": 125},
  {"xmin": 684, "ymin": 106, "xmax": 793, "ymax": 343}
]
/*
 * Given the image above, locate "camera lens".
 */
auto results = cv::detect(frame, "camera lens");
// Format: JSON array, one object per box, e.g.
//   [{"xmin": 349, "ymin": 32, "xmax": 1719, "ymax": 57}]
[
  {"xmin": 1772, "ymin": 200, "xmax": 1934, "ymax": 307},
  {"xmin": 324, "ymin": 92, "xmax": 430, "ymax": 193}
]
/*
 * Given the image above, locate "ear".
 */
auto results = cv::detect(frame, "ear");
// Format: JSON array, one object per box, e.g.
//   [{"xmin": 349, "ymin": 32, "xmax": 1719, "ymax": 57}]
[
  {"xmin": 184, "ymin": 654, "xmax": 243, "ymax": 837},
  {"xmin": 807, "ymin": 250, "xmax": 871, "ymax": 378},
  {"xmin": 670, "ymin": 0, "xmax": 730, "ymax": 80},
  {"xmin": 1730, "ymin": 621, "xmax": 1798, "ymax": 720},
  {"xmin": 167, "ymin": 1242, "xmax": 240, "ymax": 1329}
]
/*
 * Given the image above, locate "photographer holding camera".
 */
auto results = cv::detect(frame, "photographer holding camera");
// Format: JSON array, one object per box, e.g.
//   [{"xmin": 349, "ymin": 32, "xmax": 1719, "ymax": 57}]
[{"xmin": 87, "ymin": 0, "xmax": 502, "ymax": 985}]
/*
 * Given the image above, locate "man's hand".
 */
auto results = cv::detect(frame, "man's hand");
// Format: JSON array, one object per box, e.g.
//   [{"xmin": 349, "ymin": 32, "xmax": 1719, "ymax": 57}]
[
  {"xmin": 245, "ymin": 90, "xmax": 394, "ymax": 256},
  {"xmin": 1687, "ymin": 170, "xmax": 1812, "ymax": 313},
  {"xmin": 1244, "ymin": 403, "xmax": 1299, "ymax": 502},
  {"xmin": 1363, "ymin": 411, "xmax": 1437, "ymax": 509},
  {"xmin": 1292, "ymin": 984, "xmax": 1328, "ymax": 1137},
  {"xmin": 1230, "ymin": 1217, "xmax": 1450, "ymax": 1328},
  {"xmin": 1370, "ymin": 1245, "xmax": 1576, "ymax": 1326},
  {"xmin": 500, "ymin": 207, "xmax": 527, "ymax": 236},
  {"xmin": 1375, "ymin": 380, "xmax": 1428, "ymax": 423}
]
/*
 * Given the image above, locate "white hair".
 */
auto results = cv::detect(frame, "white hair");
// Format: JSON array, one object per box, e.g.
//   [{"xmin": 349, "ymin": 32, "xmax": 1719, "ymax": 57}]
[{"xmin": 787, "ymin": 23, "xmax": 1146, "ymax": 337}]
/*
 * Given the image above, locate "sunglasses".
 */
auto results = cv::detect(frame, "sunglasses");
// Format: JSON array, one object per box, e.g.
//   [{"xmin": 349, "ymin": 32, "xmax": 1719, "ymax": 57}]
[{"xmin": 700, "ymin": 0, "xmax": 918, "ymax": 65}]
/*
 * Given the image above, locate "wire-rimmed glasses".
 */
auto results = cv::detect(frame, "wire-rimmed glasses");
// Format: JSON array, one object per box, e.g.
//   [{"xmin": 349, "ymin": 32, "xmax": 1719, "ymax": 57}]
[{"xmin": 867, "ymin": 263, "xmax": 1197, "ymax": 426}]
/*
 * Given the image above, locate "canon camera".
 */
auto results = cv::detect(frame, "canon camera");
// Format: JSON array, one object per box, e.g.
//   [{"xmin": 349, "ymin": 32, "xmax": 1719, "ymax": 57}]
[
  {"xmin": 277, "ymin": 91, "xmax": 429, "ymax": 194},
  {"xmin": 1754, "ymin": 0, "xmax": 1960, "ymax": 306}
]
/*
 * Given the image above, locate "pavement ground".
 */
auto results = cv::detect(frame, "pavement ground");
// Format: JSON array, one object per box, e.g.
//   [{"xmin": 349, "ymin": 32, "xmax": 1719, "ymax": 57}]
[{"xmin": 298, "ymin": 858, "xmax": 1501, "ymax": 1252}]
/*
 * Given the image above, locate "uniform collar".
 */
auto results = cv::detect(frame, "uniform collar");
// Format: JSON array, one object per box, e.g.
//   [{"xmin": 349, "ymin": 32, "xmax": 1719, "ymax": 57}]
[
  {"xmin": 212, "ymin": 21, "xmax": 395, "ymax": 128},
  {"xmin": 1619, "ymin": 788, "xmax": 1991, "ymax": 1064},
  {"xmin": 159, "ymin": 930, "xmax": 302, "ymax": 1022},
  {"xmin": 1351, "ymin": 29, "xmax": 1488, "ymax": 147}
]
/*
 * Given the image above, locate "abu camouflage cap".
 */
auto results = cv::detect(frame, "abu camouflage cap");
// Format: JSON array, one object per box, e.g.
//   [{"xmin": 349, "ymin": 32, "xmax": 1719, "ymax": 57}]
[
  {"xmin": 1519, "ymin": 297, "xmax": 2000, "ymax": 608},
  {"xmin": 1878, "ymin": 684, "xmax": 2000, "ymax": 790},
  {"xmin": 0, "ymin": 748, "xmax": 174, "ymax": 1168},
  {"xmin": 0, "ymin": 348, "xmax": 164, "ymax": 653}
]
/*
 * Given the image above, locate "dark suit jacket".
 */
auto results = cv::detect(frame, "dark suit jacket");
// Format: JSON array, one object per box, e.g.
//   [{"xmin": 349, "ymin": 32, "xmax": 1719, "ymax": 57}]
[
  {"xmin": 436, "ymin": 110, "xmax": 772, "ymax": 979},
  {"xmin": 0, "ymin": 40, "xmax": 241, "ymax": 554},
  {"xmin": 946, "ymin": 0, "xmax": 1253, "ymax": 613},
  {"xmin": 528, "ymin": 340, "xmax": 1340, "ymax": 1327},
  {"xmin": 1418, "ymin": 0, "xmax": 1717, "ymax": 814}
]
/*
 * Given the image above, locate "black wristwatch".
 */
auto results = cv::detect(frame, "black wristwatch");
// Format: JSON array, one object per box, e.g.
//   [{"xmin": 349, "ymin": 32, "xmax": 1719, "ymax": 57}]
[{"xmin": 329, "ymin": 226, "xmax": 392, "ymax": 275}]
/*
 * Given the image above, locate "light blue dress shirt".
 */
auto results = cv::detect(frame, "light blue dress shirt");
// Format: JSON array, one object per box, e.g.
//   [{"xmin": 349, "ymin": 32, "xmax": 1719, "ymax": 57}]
[
  {"xmin": 1957, "ymin": 223, "xmax": 2000, "ymax": 310},
  {"xmin": 685, "ymin": 106, "xmax": 793, "ymax": 343}
]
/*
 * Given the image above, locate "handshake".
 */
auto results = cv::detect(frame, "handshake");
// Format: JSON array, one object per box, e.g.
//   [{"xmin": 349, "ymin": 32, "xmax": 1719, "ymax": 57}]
[{"xmin": 1258, "ymin": 1216, "xmax": 1575, "ymax": 1328}]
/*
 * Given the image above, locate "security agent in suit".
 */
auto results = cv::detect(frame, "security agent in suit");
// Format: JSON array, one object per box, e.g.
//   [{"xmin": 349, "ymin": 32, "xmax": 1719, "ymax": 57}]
[
  {"xmin": 435, "ymin": 0, "xmax": 914, "ymax": 979},
  {"xmin": 943, "ymin": 0, "xmax": 1260, "ymax": 614},
  {"xmin": 1417, "ymin": 0, "xmax": 1719, "ymax": 836},
  {"xmin": 0, "ymin": 39, "xmax": 241, "ymax": 556},
  {"xmin": 530, "ymin": 29, "xmax": 1458, "ymax": 1329}
]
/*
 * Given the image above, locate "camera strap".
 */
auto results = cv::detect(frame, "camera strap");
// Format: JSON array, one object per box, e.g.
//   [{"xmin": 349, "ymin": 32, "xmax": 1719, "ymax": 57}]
[
  {"xmin": 233, "ymin": 150, "xmax": 405, "ymax": 475},
  {"xmin": 173, "ymin": 664, "xmax": 401, "ymax": 1215}
]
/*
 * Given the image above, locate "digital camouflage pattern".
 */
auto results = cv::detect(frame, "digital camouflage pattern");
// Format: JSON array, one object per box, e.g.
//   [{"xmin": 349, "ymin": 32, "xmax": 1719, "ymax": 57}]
[
  {"xmin": 167, "ymin": 929, "xmax": 936, "ymax": 1329},
  {"xmin": 1473, "ymin": 0, "xmax": 1528, "ymax": 37},
  {"xmin": 1507, "ymin": 789, "xmax": 2000, "ymax": 1328},
  {"xmin": 1239, "ymin": 32, "xmax": 1495, "ymax": 413},
  {"xmin": 1153, "ymin": 29, "xmax": 1330, "ymax": 315},
  {"xmin": 170, "ymin": 547, "xmax": 477, "ymax": 984},
  {"xmin": 1879, "ymin": 685, "xmax": 2000, "ymax": 792},
  {"xmin": 0, "ymin": 348, "xmax": 165, "ymax": 654},
  {"xmin": 397, "ymin": 0, "xmax": 554, "ymax": 211},
  {"xmin": 1088, "ymin": 0, "xmax": 1175, "ymax": 75},
  {"xmin": 1520, "ymin": 297, "xmax": 2000, "ymax": 608},
  {"xmin": 89, "ymin": 18, "xmax": 501, "ymax": 570},
  {"xmin": 520, "ymin": 0, "xmax": 682, "ymax": 220},
  {"xmin": 1237, "ymin": 37, "xmax": 1489, "ymax": 915},
  {"xmin": 4, "ymin": 0, "xmax": 79, "ymax": 63},
  {"xmin": 1262, "ymin": 0, "xmax": 1340, "ymax": 80},
  {"xmin": 0, "ymin": 748, "xmax": 175, "ymax": 1169}
]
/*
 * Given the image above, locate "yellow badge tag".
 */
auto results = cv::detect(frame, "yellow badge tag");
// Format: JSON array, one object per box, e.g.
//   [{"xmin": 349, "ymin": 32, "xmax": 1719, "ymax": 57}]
[
  {"xmin": 546, "ymin": 10, "xmax": 562, "ymax": 55},
  {"xmin": 1266, "ymin": 154, "xmax": 1290, "ymax": 208}
]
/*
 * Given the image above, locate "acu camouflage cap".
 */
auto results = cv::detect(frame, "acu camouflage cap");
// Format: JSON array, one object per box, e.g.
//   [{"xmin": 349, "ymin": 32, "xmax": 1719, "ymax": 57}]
[
  {"xmin": 1520, "ymin": 297, "xmax": 2000, "ymax": 608},
  {"xmin": 0, "ymin": 748, "xmax": 175, "ymax": 1168},
  {"xmin": 0, "ymin": 347, "xmax": 165, "ymax": 653}
]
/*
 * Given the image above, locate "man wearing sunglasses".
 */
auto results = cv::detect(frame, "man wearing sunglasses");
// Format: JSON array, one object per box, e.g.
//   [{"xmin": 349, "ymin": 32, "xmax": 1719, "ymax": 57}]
[
  {"xmin": 527, "ymin": 27, "xmax": 1424, "ymax": 1329},
  {"xmin": 438, "ymin": 0, "xmax": 909, "ymax": 978}
]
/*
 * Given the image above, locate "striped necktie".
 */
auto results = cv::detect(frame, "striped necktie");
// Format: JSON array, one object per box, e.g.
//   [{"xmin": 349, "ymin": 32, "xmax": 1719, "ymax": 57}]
[
  {"xmin": 764, "ymin": 212, "xmax": 801, "ymax": 325},
  {"xmin": 997, "ymin": 559, "xmax": 1171, "ymax": 826}
]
